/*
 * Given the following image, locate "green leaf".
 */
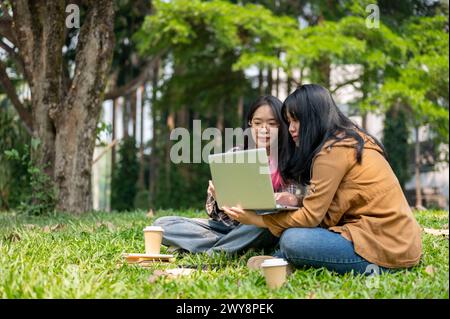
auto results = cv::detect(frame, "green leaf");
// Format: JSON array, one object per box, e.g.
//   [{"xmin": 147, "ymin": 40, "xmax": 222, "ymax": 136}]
[{"xmin": 31, "ymin": 138, "xmax": 41, "ymax": 151}]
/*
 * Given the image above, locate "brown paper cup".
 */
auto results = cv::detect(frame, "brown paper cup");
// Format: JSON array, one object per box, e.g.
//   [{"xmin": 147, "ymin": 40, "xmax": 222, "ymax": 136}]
[
  {"xmin": 143, "ymin": 226, "xmax": 164, "ymax": 254},
  {"xmin": 261, "ymin": 259, "xmax": 288, "ymax": 289}
]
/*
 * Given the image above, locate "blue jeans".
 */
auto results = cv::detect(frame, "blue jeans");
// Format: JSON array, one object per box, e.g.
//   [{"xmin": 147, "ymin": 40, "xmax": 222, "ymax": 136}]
[
  {"xmin": 274, "ymin": 227, "xmax": 391, "ymax": 275},
  {"xmin": 153, "ymin": 216, "xmax": 278, "ymax": 254}
]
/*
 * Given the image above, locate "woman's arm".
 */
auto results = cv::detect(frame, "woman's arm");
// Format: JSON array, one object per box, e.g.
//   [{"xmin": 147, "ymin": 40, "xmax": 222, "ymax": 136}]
[
  {"xmin": 206, "ymin": 191, "xmax": 237, "ymax": 226},
  {"xmin": 221, "ymin": 206, "xmax": 266, "ymax": 228},
  {"xmin": 262, "ymin": 146, "xmax": 351, "ymax": 237},
  {"xmin": 205, "ymin": 184, "xmax": 238, "ymax": 226},
  {"xmin": 205, "ymin": 146, "xmax": 243, "ymax": 226},
  {"xmin": 275, "ymin": 182, "xmax": 306, "ymax": 207}
]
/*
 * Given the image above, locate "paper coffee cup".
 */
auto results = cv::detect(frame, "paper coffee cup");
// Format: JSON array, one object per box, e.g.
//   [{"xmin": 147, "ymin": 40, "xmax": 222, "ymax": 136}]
[
  {"xmin": 261, "ymin": 258, "xmax": 288, "ymax": 289},
  {"xmin": 143, "ymin": 226, "xmax": 164, "ymax": 254}
]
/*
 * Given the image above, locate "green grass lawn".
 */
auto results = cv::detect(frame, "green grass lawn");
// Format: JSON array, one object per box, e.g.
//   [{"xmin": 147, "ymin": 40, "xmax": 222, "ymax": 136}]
[{"xmin": 0, "ymin": 209, "xmax": 448, "ymax": 298}]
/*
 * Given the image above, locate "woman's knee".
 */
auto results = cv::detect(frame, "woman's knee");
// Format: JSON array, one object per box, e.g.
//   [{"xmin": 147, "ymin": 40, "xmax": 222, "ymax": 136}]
[
  {"xmin": 278, "ymin": 228, "xmax": 380, "ymax": 275},
  {"xmin": 153, "ymin": 216, "xmax": 181, "ymax": 227},
  {"xmin": 279, "ymin": 228, "xmax": 314, "ymax": 257}
]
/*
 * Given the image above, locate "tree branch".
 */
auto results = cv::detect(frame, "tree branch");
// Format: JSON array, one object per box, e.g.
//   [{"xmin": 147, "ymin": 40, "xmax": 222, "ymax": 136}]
[
  {"xmin": 104, "ymin": 64, "xmax": 151, "ymax": 101},
  {"xmin": 0, "ymin": 59, "xmax": 33, "ymax": 132},
  {"xmin": 10, "ymin": 0, "xmax": 42, "ymax": 82},
  {"xmin": 331, "ymin": 78, "xmax": 361, "ymax": 94},
  {"xmin": 0, "ymin": 39, "xmax": 15, "ymax": 55},
  {"xmin": 0, "ymin": 2, "xmax": 12, "ymax": 18},
  {"xmin": 104, "ymin": 54, "xmax": 163, "ymax": 101},
  {"xmin": 0, "ymin": 39, "xmax": 29, "ymax": 79},
  {"xmin": 64, "ymin": 0, "xmax": 115, "ymax": 114},
  {"xmin": 0, "ymin": 15, "xmax": 17, "ymax": 45}
]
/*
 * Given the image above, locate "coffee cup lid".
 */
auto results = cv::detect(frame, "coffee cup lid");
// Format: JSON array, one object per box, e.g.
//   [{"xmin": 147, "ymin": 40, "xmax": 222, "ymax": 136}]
[
  {"xmin": 261, "ymin": 258, "xmax": 288, "ymax": 267},
  {"xmin": 143, "ymin": 226, "xmax": 164, "ymax": 232}
]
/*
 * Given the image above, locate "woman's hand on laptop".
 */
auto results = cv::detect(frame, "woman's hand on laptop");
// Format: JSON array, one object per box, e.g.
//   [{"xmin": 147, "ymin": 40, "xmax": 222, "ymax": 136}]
[
  {"xmin": 275, "ymin": 192, "xmax": 298, "ymax": 207},
  {"xmin": 222, "ymin": 206, "xmax": 266, "ymax": 228}
]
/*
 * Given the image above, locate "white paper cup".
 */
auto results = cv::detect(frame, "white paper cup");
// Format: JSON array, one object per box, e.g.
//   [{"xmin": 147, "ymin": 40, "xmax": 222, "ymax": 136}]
[
  {"xmin": 261, "ymin": 258, "xmax": 288, "ymax": 289},
  {"xmin": 143, "ymin": 226, "xmax": 164, "ymax": 254}
]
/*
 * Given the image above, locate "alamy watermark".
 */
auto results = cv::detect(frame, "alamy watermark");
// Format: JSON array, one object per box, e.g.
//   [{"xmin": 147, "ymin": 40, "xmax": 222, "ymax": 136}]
[
  {"xmin": 366, "ymin": 4, "xmax": 380, "ymax": 29},
  {"xmin": 169, "ymin": 120, "xmax": 279, "ymax": 172},
  {"xmin": 364, "ymin": 264, "xmax": 381, "ymax": 289},
  {"xmin": 66, "ymin": 4, "xmax": 80, "ymax": 29}
]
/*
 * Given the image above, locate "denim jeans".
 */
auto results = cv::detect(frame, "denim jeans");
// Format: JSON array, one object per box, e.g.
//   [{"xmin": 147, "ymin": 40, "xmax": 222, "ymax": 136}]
[
  {"xmin": 153, "ymin": 216, "xmax": 279, "ymax": 254},
  {"xmin": 273, "ymin": 227, "xmax": 392, "ymax": 275}
]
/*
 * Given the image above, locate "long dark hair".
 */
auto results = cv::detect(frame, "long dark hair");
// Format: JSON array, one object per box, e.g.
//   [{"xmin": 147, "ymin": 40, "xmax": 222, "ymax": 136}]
[
  {"xmin": 282, "ymin": 84, "xmax": 387, "ymax": 186},
  {"xmin": 244, "ymin": 95, "xmax": 292, "ymax": 179}
]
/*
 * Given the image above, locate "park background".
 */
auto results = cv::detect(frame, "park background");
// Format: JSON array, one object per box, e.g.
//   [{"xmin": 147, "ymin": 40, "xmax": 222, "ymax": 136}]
[
  {"xmin": 0, "ymin": 0, "xmax": 448, "ymax": 299},
  {"xmin": 0, "ymin": 0, "xmax": 448, "ymax": 214}
]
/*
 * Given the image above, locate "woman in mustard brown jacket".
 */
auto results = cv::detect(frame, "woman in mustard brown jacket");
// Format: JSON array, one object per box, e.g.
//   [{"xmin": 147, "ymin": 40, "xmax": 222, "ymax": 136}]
[{"xmin": 222, "ymin": 84, "xmax": 422, "ymax": 274}]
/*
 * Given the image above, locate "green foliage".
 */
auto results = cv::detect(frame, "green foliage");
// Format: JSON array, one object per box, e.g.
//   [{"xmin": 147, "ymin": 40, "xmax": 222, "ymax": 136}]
[
  {"xmin": 136, "ymin": 0, "xmax": 260, "ymax": 114},
  {"xmin": 133, "ymin": 0, "xmax": 305, "ymax": 210},
  {"xmin": 152, "ymin": 162, "xmax": 210, "ymax": 210},
  {"xmin": 96, "ymin": 120, "xmax": 112, "ymax": 147},
  {"xmin": 111, "ymin": 137, "xmax": 140, "ymax": 211},
  {"xmin": 135, "ymin": 0, "xmax": 298, "ymax": 75},
  {"xmin": 383, "ymin": 106, "xmax": 411, "ymax": 188},
  {"xmin": 0, "ymin": 101, "xmax": 56, "ymax": 215},
  {"xmin": 112, "ymin": 0, "xmax": 152, "ymax": 87},
  {"xmin": 377, "ymin": 16, "xmax": 449, "ymax": 145},
  {"xmin": 132, "ymin": 0, "xmax": 449, "ymax": 211},
  {"xmin": 0, "ymin": 108, "xmax": 31, "ymax": 210},
  {"xmin": 1, "ymin": 0, "xmax": 446, "ymax": 214},
  {"xmin": 4, "ymin": 140, "xmax": 56, "ymax": 216},
  {"xmin": 297, "ymin": 11, "xmax": 448, "ymax": 154},
  {"xmin": 133, "ymin": 190, "xmax": 151, "ymax": 211},
  {"xmin": 285, "ymin": 18, "xmax": 365, "ymax": 69}
]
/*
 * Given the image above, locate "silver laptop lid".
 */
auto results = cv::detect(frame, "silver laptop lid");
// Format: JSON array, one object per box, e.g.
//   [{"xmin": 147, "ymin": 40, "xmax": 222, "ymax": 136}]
[{"xmin": 208, "ymin": 148, "xmax": 277, "ymax": 210}]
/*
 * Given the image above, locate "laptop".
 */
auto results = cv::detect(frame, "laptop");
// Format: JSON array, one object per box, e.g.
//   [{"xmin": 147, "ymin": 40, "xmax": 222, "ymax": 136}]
[{"xmin": 208, "ymin": 148, "xmax": 298, "ymax": 215}]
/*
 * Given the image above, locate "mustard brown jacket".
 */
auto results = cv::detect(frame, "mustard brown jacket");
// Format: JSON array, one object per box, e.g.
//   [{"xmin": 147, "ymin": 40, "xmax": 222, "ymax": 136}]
[{"xmin": 262, "ymin": 134, "xmax": 422, "ymax": 268}]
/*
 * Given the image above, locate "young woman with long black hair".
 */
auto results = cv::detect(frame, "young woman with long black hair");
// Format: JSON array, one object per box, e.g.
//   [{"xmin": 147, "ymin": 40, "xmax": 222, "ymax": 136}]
[
  {"xmin": 223, "ymin": 84, "xmax": 422, "ymax": 274},
  {"xmin": 153, "ymin": 96, "xmax": 303, "ymax": 254}
]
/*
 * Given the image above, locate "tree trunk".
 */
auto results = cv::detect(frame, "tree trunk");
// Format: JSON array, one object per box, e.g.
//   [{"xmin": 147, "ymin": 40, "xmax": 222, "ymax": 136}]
[
  {"xmin": 275, "ymin": 67, "xmax": 280, "ymax": 97},
  {"xmin": 10, "ymin": 1, "xmax": 115, "ymax": 214},
  {"xmin": 149, "ymin": 58, "xmax": 160, "ymax": 203},
  {"xmin": 361, "ymin": 112, "xmax": 368, "ymax": 131},
  {"xmin": 312, "ymin": 58, "xmax": 331, "ymax": 88},
  {"xmin": 258, "ymin": 68, "xmax": 264, "ymax": 96},
  {"xmin": 414, "ymin": 126, "xmax": 423, "ymax": 209},
  {"xmin": 287, "ymin": 71, "xmax": 293, "ymax": 96},
  {"xmin": 130, "ymin": 89, "xmax": 137, "ymax": 138},
  {"xmin": 165, "ymin": 111, "xmax": 175, "ymax": 191},
  {"xmin": 216, "ymin": 102, "xmax": 225, "ymax": 133},
  {"xmin": 53, "ymin": 2, "xmax": 115, "ymax": 213},
  {"xmin": 112, "ymin": 98, "xmax": 117, "ymax": 172},
  {"xmin": 237, "ymin": 95, "xmax": 244, "ymax": 127},
  {"xmin": 299, "ymin": 68, "xmax": 304, "ymax": 86},
  {"xmin": 176, "ymin": 106, "xmax": 189, "ymax": 128},
  {"xmin": 267, "ymin": 67, "xmax": 273, "ymax": 95},
  {"xmin": 53, "ymin": 103, "xmax": 99, "ymax": 212},
  {"xmin": 215, "ymin": 100, "xmax": 225, "ymax": 151},
  {"xmin": 138, "ymin": 85, "xmax": 146, "ymax": 190},
  {"xmin": 123, "ymin": 95, "xmax": 130, "ymax": 138},
  {"xmin": 361, "ymin": 68, "xmax": 369, "ymax": 131}
]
